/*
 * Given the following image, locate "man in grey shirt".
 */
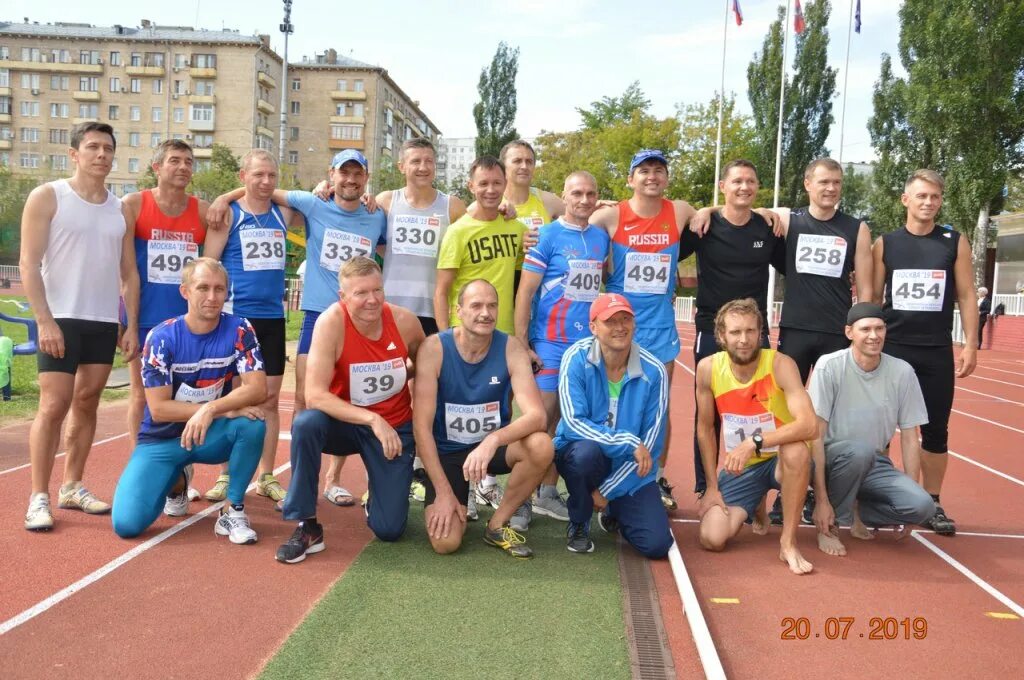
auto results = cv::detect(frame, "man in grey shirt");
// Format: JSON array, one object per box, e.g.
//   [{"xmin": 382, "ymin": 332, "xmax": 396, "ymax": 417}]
[{"xmin": 807, "ymin": 302, "xmax": 936, "ymax": 556}]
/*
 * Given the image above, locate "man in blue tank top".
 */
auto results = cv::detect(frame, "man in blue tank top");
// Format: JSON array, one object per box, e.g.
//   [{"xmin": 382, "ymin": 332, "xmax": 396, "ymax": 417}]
[{"xmin": 413, "ymin": 279, "xmax": 554, "ymax": 559}]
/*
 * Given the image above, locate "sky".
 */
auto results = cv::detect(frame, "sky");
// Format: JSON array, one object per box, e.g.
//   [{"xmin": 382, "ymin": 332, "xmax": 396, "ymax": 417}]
[{"xmin": 5, "ymin": 0, "xmax": 904, "ymax": 162}]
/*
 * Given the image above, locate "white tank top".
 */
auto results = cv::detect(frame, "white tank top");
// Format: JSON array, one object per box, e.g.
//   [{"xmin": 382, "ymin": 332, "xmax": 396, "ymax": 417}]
[
  {"xmin": 42, "ymin": 179, "xmax": 125, "ymax": 322},
  {"xmin": 382, "ymin": 188, "xmax": 451, "ymax": 317}
]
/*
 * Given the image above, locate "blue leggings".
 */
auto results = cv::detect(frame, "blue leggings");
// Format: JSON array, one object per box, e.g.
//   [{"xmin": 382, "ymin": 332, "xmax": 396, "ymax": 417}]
[{"xmin": 112, "ymin": 417, "xmax": 265, "ymax": 538}]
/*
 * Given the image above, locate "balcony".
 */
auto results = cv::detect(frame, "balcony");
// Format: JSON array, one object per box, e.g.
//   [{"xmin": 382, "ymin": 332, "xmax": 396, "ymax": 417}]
[
  {"xmin": 193, "ymin": 147, "xmax": 213, "ymax": 159},
  {"xmin": 329, "ymin": 115, "xmax": 365, "ymax": 125},
  {"xmin": 330, "ymin": 90, "xmax": 367, "ymax": 101},
  {"xmin": 4, "ymin": 60, "xmax": 103, "ymax": 75},
  {"xmin": 256, "ymin": 125, "xmax": 275, "ymax": 139},
  {"xmin": 257, "ymin": 71, "xmax": 277, "ymax": 89},
  {"xmin": 328, "ymin": 138, "xmax": 364, "ymax": 150},
  {"xmin": 188, "ymin": 118, "xmax": 215, "ymax": 132},
  {"xmin": 72, "ymin": 91, "xmax": 101, "ymax": 102},
  {"xmin": 190, "ymin": 67, "xmax": 217, "ymax": 78},
  {"xmin": 190, "ymin": 94, "xmax": 216, "ymax": 105},
  {"xmin": 0, "ymin": 114, "xmax": 10, "ymax": 124},
  {"xmin": 0, "ymin": 140, "xmax": 11, "ymax": 151},
  {"xmin": 0, "ymin": 87, "xmax": 10, "ymax": 97},
  {"xmin": 256, "ymin": 99, "xmax": 275, "ymax": 115},
  {"xmin": 125, "ymin": 65, "xmax": 165, "ymax": 77}
]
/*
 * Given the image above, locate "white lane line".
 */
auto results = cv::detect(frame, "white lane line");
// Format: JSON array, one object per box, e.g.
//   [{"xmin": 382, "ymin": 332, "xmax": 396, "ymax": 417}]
[
  {"xmin": 956, "ymin": 385, "xmax": 1024, "ymax": 407},
  {"xmin": 670, "ymin": 518, "xmax": 1024, "ymax": 539},
  {"xmin": 0, "ymin": 449, "xmax": 292, "ymax": 636},
  {"xmin": 674, "ymin": 359, "xmax": 696, "ymax": 377},
  {"xmin": 951, "ymin": 408, "xmax": 1024, "ymax": 435},
  {"xmin": 0, "ymin": 433, "xmax": 129, "ymax": 477},
  {"xmin": 667, "ymin": 541, "xmax": 727, "ymax": 680},
  {"xmin": 912, "ymin": 531, "xmax": 1024, "ymax": 618},
  {"xmin": 963, "ymin": 374, "xmax": 1024, "ymax": 389},
  {"xmin": 973, "ymin": 364, "xmax": 1024, "ymax": 378},
  {"xmin": 949, "ymin": 449, "xmax": 1024, "ymax": 488}
]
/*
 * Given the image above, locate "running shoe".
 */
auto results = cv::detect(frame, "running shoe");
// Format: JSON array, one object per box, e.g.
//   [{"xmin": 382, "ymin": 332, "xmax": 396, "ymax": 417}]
[
  {"xmin": 204, "ymin": 474, "xmax": 230, "ymax": 502},
  {"xmin": 768, "ymin": 495, "xmax": 784, "ymax": 526},
  {"xmin": 657, "ymin": 477, "xmax": 678, "ymax": 511},
  {"xmin": 483, "ymin": 524, "xmax": 533, "ymax": 559},
  {"xmin": 163, "ymin": 464, "xmax": 194, "ymax": 517},
  {"xmin": 597, "ymin": 508, "xmax": 620, "ymax": 534},
  {"xmin": 475, "ymin": 482, "xmax": 504, "ymax": 509},
  {"xmin": 275, "ymin": 520, "xmax": 325, "ymax": 564},
  {"xmin": 466, "ymin": 488, "xmax": 479, "ymax": 522},
  {"xmin": 509, "ymin": 500, "xmax": 532, "ymax": 532},
  {"xmin": 58, "ymin": 484, "xmax": 111, "ymax": 515},
  {"xmin": 214, "ymin": 506, "xmax": 258, "ymax": 545},
  {"xmin": 801, "ymin": 489, "xmax": 816, "ymax": 526},
  {"xmin": 409, "ymin": 480, "xmax": 426, "ymax": 503},
  {"xmin": 532, "ymin": 489, "xmax": 570, "ymax": 522},
  {"xmin": 25, "ymin": 492, "xmax": 54, "ymax": 532},
  {"xmin": 566, "ymin": 521, "xmax": 594, "ymax": 554},
  {"xmin": 924, "ymin": 505, "xmax": 956, "ymax": 536},
  {"xmin": 256, "ymin": 473, "xmax": 287, "ymax": 502}
]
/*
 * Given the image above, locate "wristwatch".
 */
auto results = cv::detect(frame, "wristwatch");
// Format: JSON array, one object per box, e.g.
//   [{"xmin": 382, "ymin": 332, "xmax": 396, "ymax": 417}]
[{"xmin": 752, "ymin": 433, "xmax": 764, "ymax": 456}]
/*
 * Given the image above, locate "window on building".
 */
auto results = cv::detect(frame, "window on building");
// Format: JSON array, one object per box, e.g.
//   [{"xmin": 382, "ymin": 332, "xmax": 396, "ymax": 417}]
[
  {"xmin": 49, "ymin": 129, "xmax": 69, "ymax": 145},
  {"xmin": 353, "ymin": 103, "xmax": 365, "ymax": 117},
  {"xmin": 130, "ymin": 53, "xmax": 142, "ymax": 67},
  {"xmin": 291, "ymin": 78, "xmax": 301, "ymax": 91},
  {"xmin": 0, "ymin": 46, "xmax": 9, "ymax": 60},
  {"xmin": 49, "ymin": 155, "xmax": 68, "ymax": 171},
  {"xmin": 289, "ymin": 126, "xmax": 299, "ymax": 141},
  {"xmin": 193, "ymin": 133, "xmax": 214, "ymax": 148},
  {"xmin": 385, "ymin": 109, "xmax": 393, "ymax": 126},
  {"xmin": 20, "ymin": 101, "xmax": 40, "ymax": 117},
  {"xmin": 0, "ymin": 69, "xmax": 8, "ymax": 88},
  {"xmin": 21, "ymin": 48, "xmax": 41, "ymax": 62},
  {"xmin": 0, "ymin": 126, "xmax": 11, "ymax": 141},
  {"xmin": 49, "ymin": 103, "xmax": 69, "ymax": 118},
  {"xmin": 0, "ymin": 97, "xmax": 12, "ymax": 116},
  {"xmin": 109, "ymin": 77, "xmax": 121, "ymax": 92},
  {"xmin": 257, "ymin": 135, "xmax": 272, "ymax": 151},
  {"xmin": 20, "ymin": 153, "xmax": 41, "ymax": 169},
  {"xmin": 330, "ymin": 124, "xmax": 363, "ymax": 141},
  {"xmin": 130, "ymin": 79, "xmax": 142, "ymax": 93},
  {"xmin": 110, "ymin": 51, "xmax": 121, "ymax": 66},
  {"xmin": 79, "ymin": 77, "xmax": 98, "ymax": 92},
  {"xmin": 174, "ymin": 53, "xmax": 188, "ymax": 69},
  {"xmin": 128, "ymin": 132, "xmax": 140, "ymax": 147},
  {"xmin": 190, "ymin": 104, "xmax": 215, "ymax": 122},
  {"xmin": 336, "ymin": 79, "xmax": 347, "ymax": 91},
  {"xmin": 194, "ymin": 80, "xmax": 214, "ymax": 96},
  {"xmin": 151, "ymin": 133, "xmax": 162, "ymax": 148},
  {"xmin": 288, "ymin": 150, "xmax": 299, "ymax": 164},
  {"xmin": 21, "ymin": 74, "xmax": 41, "ymax": 90},
  {"xmin": 108, "ymin": 105, "xmax": 120, "ymax": 120},
  {"xmin": 335, "ymin": 103, "xmax": 347, "ymax": 116},
  {"xmin": 20, "ymin": 127, "xmax": 40, "ymax": 143},
  {"xmin": 152, "ymin": 107, "xmax": 162, "ymax": 122},
  {"xmin": 173, "ymin": 80, "xmax": 184, "ymax": 95},
  {"xmin": 123, "ymin": 182, "xmax": 138, "ymax": 193},
  {"xmin": 354, "ymin": 79, "xmax": 364, "ymax": 92},
  {"xmin": 384, "ymin": 132, "xmax": 393, "ymax": 149},
  {"xmin": 79, "ymin": 50, "xmax": 100, "ymax": 65},
  {"xmin": 50, "ymin": 49, "xmax": 71, "ymax": 64},
  {"xmin": 50, "ymin": 75, "xmax": 69, "ymax": 90},
  {"xmin": 78, "ymin": 104, "xmax": 98, "ymax": 119},
  {"xmin": 130, "ymin": 106, "xmax": 141, "ymax": 121},
  {"xmin": 0, "ymin": 152, "xmax": 9, "ymax": 168},
  {"xmin": 173, "ymin": 107, "xmax": 184, "ymax": 123},
  {"xmin": 290, "ymin": 101, "xmax": 300, "ymax": 115},
  {"xmin": 128, "ymin": 158, "xmax": 140, "ymax": 173},
  {"xmin": 145, "ymin": 52, "xmax": 164, "ymax": 67},
  {"xmin": 152, "ymin": 79, "xmax": 163, "ymax": 94},
  {"xmin": 192, "ymin": 54, "xmax": 216, "ymax": 69}
]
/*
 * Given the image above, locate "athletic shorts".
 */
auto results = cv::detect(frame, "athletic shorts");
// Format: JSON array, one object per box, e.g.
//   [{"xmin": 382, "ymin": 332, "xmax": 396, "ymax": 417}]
[
  {"xmin": 37, "ymin": 318, "xmax": 119, "ymax": 374},
  {"xmin": 297, "ymin": 310, "xmax": 321, "ymax": 356},
  {"xmin": 883, "ymin": 342, "xmax": 953, "ymax": 454},
  {"xmin": 532, "ymin": 338, "xmax": 572, "ymax": 392},
  {"xmin": 777, "ymin": 327, "xmax": 848, "ymax": 384},
  {"xmin": 248, "ymin": 317, "xmax": 286, "ymax": 377},
  {"xmin": 634, "ymin": 326, "xmax": 680, "ymax": 363},
  {"xmin": 417, "ymin": 315, "xmax": 439, "ymax": 337},
  {"xmin": 423, "ymin": 446, "xmax": 512, "ymax": 506},
  {"xmin": 718, "ymin": 457, "xmax": 780, "ymax": 521}
]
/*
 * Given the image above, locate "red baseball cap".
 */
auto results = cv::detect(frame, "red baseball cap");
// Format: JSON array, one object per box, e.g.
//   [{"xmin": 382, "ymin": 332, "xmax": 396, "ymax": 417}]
[{"xmin": 590, "ymin": 293, "xmax": 635, "ymax": 322}]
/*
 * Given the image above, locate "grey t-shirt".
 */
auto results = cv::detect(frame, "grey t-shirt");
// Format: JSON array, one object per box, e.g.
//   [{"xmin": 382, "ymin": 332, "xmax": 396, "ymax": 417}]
[{"xmin": 808, "ymin": 348, "xmax": 928, "ymax": 454}]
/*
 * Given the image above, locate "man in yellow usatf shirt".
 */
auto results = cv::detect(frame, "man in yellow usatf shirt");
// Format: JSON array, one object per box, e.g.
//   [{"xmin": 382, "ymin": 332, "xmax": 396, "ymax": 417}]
[
  {"xmin": 695, "ymin": 298, "xmax": 818, "ymax": 575},
  {"xmin": 435, "ymin": 156, "xmax": 525, "ymax": 334}
]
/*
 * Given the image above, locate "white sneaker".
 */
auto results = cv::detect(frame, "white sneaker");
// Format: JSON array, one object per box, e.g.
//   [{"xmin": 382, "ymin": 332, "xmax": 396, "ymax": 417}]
[
  {"xmin": 57, "ymin": 484, "xmax": 111, "ymax": 514},
  {"xmin": 214, "ymin": 506, "xmax": 258, "ymax": 545},
  {"xmin": 466, "ymin": 483, "xmax": 479, "ymax": 522},
  {"xmin": 25, "ymin": 493, "xmax": 54, "ymax": 531},
  {"xmin": 475, "ymin": 481, "xmax": 504, "ymax": 509},
  {"xmin": 164, "ymin": 464, "xmax": 194, "ymax": 517}
]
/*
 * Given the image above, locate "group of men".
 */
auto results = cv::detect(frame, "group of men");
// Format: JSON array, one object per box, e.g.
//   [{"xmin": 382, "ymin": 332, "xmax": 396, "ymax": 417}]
[{"xmin": 20, "ymin": 121, "xmax": 979, "ymax": 574}]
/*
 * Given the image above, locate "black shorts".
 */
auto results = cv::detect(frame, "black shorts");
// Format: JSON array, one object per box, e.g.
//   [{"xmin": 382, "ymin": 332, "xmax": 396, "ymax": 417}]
[
  {"xmin": 424, "ymin": 446, "xmax": 512, "ymax": 506},
  {"xmin": 37, "ymin": 318, "xmax": 118, "ymax": 374},
  {"xmin": 417, "ymin": 315, "xmax": 439, "ymax": 337},
  {"xmin": 247, "ymin": 317, "xmax": 286, "ymax": 377},
  {"xmin": 777, "ymin": 327, "xmax": 849, "ymax": 384},
  {"xmin": 884, "ymin": 342, "xmax": 953, "ymax": 454}
]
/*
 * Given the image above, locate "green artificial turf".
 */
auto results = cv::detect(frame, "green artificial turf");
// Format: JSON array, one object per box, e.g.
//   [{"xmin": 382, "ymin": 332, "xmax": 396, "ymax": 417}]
[{"xmin": 260, "ymin": 503, "xmax": 631, "ymax": 680}]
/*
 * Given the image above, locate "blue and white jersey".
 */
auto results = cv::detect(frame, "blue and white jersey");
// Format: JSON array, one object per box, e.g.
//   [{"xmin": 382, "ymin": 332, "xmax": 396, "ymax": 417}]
[
  {"xmin": 222, "ymin": 202, "xmax": 288, "ymax": 318},
  {"xmin": 138, "ymin": 313, "xmax": 264, "ymax": 443}
]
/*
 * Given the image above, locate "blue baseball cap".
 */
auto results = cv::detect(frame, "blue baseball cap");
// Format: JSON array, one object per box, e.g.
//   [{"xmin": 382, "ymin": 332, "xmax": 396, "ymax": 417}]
[
  {"xmin": 331, "ymin": 149, "xmax": 368, "ymax": 170},
  {"xmin": 629, "ymin": 149, "xmax": 669, "ymax": 173}
]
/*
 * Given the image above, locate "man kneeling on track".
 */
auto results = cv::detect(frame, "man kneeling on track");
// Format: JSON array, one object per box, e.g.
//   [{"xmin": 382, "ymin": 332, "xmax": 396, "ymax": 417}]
[
  {"xmin": 553, "ymin": 293, "xmax": 674, "ymax": 558},
  {"xmin": 414, "ymin": 279, "xmax": 553, "ymax": 559},
  {"xmin": 111, "ymin": 258, "xmax": 267, "ymax": 544},
  {"xmin": 808, "ymin": 303, "xmax": 936, "ymax": 556},
  {"xmin": 696, "ymin": 298, "xmax": 818, "ymax": 575}
]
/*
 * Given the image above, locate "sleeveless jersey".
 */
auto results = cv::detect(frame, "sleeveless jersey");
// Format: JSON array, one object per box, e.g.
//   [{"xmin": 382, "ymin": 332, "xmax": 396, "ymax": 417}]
[
  {"xmin": 432, "ymin": 329, "xmax": 512, "ymax": 454},
  {"xmin": 606, "ymin": 199, "xmax": 679, "ymax": 329},
  {"xmin": 710, "ymin": 349, "xmax": 793, "ymax": 468},
  {"xmin": 514, "ymin": 188, "xmax": 551, "ymax": 230},
  {"xmin": 329, "ymin": 303, "xmax": 412, "ymax": 426},
  {"xmin": 222, "ymin": 202, "xmax": 287, "ymax": 318},
  {"xmin": 881, "ymin": 226, "xmax": 959, "ymax": 346},
  {"xmin": 382, "ymin": 189, "xmax": 451, "ymax": 317},
  {"xmin": 780, "ymin": 209, "xmax": 861, "ymax": 334},
  {"xmin": 522, "ymin": 219, "xmax": 609, "ymax": 343},
  {"xmin": 133, "ymin": 190, "xmax": 205, "ymax": 328},
  {"xmin": 44, "ymin": 179, "xmax": 125, "ymax": 323},
  {"xmin": 138, "ymin": 313, "xmax": 264, "ymax": 443}
]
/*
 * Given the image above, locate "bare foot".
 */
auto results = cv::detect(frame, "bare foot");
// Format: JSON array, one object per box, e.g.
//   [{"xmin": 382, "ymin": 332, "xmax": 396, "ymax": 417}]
[
  {"xmin": 779, "ymin": 544, "xmax": 814, "ymax": 574},
  {"xmin": 850, "ymin": 517, "xmax": 876, "ymax": 541},
  {"xmin": 816, "ymin": 530, "xmax": 847, "ymax": 556},
  {"xmin": 752, "ymin": 500, "xmax": 769, "ymax": 536}
]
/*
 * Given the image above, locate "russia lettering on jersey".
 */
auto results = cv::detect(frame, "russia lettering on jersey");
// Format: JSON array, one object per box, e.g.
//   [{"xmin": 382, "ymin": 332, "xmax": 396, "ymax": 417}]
[{"xmin": 137, "ymin": 313, "xmax": 264, "ymax": 443}]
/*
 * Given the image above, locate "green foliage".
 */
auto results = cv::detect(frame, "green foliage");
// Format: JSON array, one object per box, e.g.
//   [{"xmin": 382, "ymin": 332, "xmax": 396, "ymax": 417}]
[
  {"xmin": 839, "ymin": 164, "xmax": 872, "ymax": 224},
  {"xmin": 473, "ymin": 42, "xmax": 520, "ymax": 159},
  {"xmin": 437, "ymin": 172, "xmax": 471, "ymax": 203},
  {"xmin": 577, "ymin": 81, "xmax": 651, "ymax": 131},
  {"xmin": 372, "ymin": 155, "xmax": 405, "ymax": 194},
  {"xmin": 137, "ymin": 165, "xmax": 158, "ymax": 190},
  {"xmin": 0, "ymin": 167, "xmax": 38, "ymax": 263},
  {"xmin": 186, "ymin": 144, "xmax": 241, "ymax": 201}
]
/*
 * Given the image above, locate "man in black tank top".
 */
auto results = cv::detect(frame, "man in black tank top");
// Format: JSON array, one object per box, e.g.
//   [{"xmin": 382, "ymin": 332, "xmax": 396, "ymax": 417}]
[{"xmin": 872, "ymin": 169, "xmax": 978, "ymax": 536}]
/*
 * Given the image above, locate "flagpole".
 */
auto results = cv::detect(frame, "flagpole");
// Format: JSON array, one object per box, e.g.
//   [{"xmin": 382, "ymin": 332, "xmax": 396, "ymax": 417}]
[
  {"xmin": 838, "ymin": 0, "xmax": 855, "ymax": 164},
  {"xmin": 767, "ymin": 0, "xmax": 793, "ymax": 326},
  {"xmin": 713, "ymin": 0, "xmax": 731, "ymax": 207}
]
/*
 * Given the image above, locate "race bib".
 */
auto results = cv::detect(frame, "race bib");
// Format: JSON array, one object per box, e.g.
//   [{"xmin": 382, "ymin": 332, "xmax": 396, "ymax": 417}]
[
  {"xmin": 392, "ymin": 214, "xmax": 441, "ymax": 258},
  {"xmin": 174, "ymin": 379, "xmax": 225, "ymax": 404},
  {"xmin": 147, "ymin": 240, "xmax": 199, "ymax": 284},
  {"xmin": 606, "ymin": 396, "xmax": 619, "ymax": 429},
  {"xmin": 624, "ymin": 252, "xmax": 672, "ymax": 294},
  {"xmin": 349, "ymin": 358, "xmax": 406, "ymax": 407},
  {"xmin": 240, "ymin": 228, "xmax": 286, "ymax": 271},
  {"xmin": 320, "ymin": 229, "xmax": 373, "ymax": 273},
  {"xmin": 721, "ymin": 412, "xmax": 777, "ymax": 454},
  {"xmin": 795, "ymin": 233, "xmax": 846, "ymax": 278},
  {"xmin": 444, "ymin": 401, "xmax": 501, "ymax": 444},
  {"xmin": 518, "ymin": 214, "xmax": 545, "ymax": 230},
  {"xmin": 892, "ymin": 269, "xmax": 945, "ymax": 312},
  {"xmin": 564, "ymin": 259, "xmax": 603, "ymax": 302}
]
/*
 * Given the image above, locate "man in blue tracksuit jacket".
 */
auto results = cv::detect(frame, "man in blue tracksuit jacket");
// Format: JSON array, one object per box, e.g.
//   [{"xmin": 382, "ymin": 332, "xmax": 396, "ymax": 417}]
[{"xmin": 553, "ymin": 293, "xmax": 673, "ymax": 558}]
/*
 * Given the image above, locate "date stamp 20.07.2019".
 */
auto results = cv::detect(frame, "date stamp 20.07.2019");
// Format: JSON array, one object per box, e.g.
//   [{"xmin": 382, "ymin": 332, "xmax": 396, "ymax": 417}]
[{"xmin": 780, "ymin": 616, "xmax": 928, "ymax": 640}]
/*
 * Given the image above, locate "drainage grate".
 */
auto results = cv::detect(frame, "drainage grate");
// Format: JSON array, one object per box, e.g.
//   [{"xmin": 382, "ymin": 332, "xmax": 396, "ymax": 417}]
[{"xmin": 618, "ymin": 536, "xmax": 677, "ymax": 680}]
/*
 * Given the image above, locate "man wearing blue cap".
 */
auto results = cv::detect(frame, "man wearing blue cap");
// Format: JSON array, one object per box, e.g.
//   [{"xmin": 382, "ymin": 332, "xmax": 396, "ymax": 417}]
[{"xmin": 591, "ymin": 150, "xmax": 697, "ymax": 511}]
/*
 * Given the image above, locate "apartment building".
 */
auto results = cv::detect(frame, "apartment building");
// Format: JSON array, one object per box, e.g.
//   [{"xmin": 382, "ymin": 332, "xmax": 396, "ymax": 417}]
[{"xmin": 0, "ymin": 20, "xmax": 441, "ymax": 194}]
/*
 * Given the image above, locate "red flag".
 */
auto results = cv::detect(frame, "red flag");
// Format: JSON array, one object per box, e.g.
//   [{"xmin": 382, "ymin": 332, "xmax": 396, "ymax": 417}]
[
  {"xmin": 794, "ymin": 0, "xmax": 806, "ymax": 34},
  {"xmin": 733, "ymin": 0, "xmax": 743, "ymax": 26}
]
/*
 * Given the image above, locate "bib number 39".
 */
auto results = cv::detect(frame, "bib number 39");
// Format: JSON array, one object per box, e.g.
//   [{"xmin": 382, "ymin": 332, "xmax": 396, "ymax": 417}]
[{"xmin": 349, "ymin": 358, "xmax": 406, "ymax": 406}]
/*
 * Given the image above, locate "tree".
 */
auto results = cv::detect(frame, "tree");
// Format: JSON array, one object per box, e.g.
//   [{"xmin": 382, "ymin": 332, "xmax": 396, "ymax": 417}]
[
  {"xmin": 138, "ymin": 166, "xmax": 157, "ymax": 190},
  {"xmin": 867, "ymin": 1, "xmax": 1024, "ymax": 285},
  {"xmin": 577, "ymin": 81, "xmax": 651, "ymax": 131},
  {"xmin": 473, "ymin": 42, "xmax": 520, "ymax": 159},
  {"xmin": 187, "ymin": 144, "xmax": 242, "ymax": 201},
  {"xmin": 372, "ymin": 155, "xmax": 405, "ymax": 194},
  {"xmin": 747, "ymin": 1, "xmax": 837, "ymax": 207},
  {"xmin": 839, "ymin": 163, "xmax": 872, "ymax": 224},
  {"xmin": 0, "ymin": 167, "xmax": 39, "ymax": 263}
]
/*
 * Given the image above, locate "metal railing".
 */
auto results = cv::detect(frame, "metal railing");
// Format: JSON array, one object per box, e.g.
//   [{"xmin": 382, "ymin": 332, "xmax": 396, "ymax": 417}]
[
  {"xmin": 993, "ymin": 294, "xmax": 1024, "ymax": 316},
  {"xmin": 0, "ymin": 265, "xmax": 20, "ymax": 282}
]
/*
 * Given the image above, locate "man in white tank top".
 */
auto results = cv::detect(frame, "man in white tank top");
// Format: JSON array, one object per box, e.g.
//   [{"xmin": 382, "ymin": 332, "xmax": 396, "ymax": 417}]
[{"xmin": 18, "ymin": 122, "xmax": 140, "ymax": 532}]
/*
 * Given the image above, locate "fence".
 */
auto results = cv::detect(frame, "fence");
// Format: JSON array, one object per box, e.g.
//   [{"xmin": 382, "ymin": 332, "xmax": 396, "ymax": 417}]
[
  {"xmin": 0, "ymin": 265, "xmax": 19, "ymax": 283},
  {"xmin": 993, "ymin": 294, "xmax": 1024, "ymax": 316}
]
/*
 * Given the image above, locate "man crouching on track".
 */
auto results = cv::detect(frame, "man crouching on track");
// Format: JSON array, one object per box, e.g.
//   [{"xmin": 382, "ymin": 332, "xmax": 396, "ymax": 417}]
[
  {"xmin": 414, "ymin": 279, "xmax": 553, "ymax": 559},
  {"xmin": 696, "ymin": 298, "xmax": 818, "ymax": 574},
  {"xmin": 111, "ymin": 258, "xmax": 267, "ymax": 544}
]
